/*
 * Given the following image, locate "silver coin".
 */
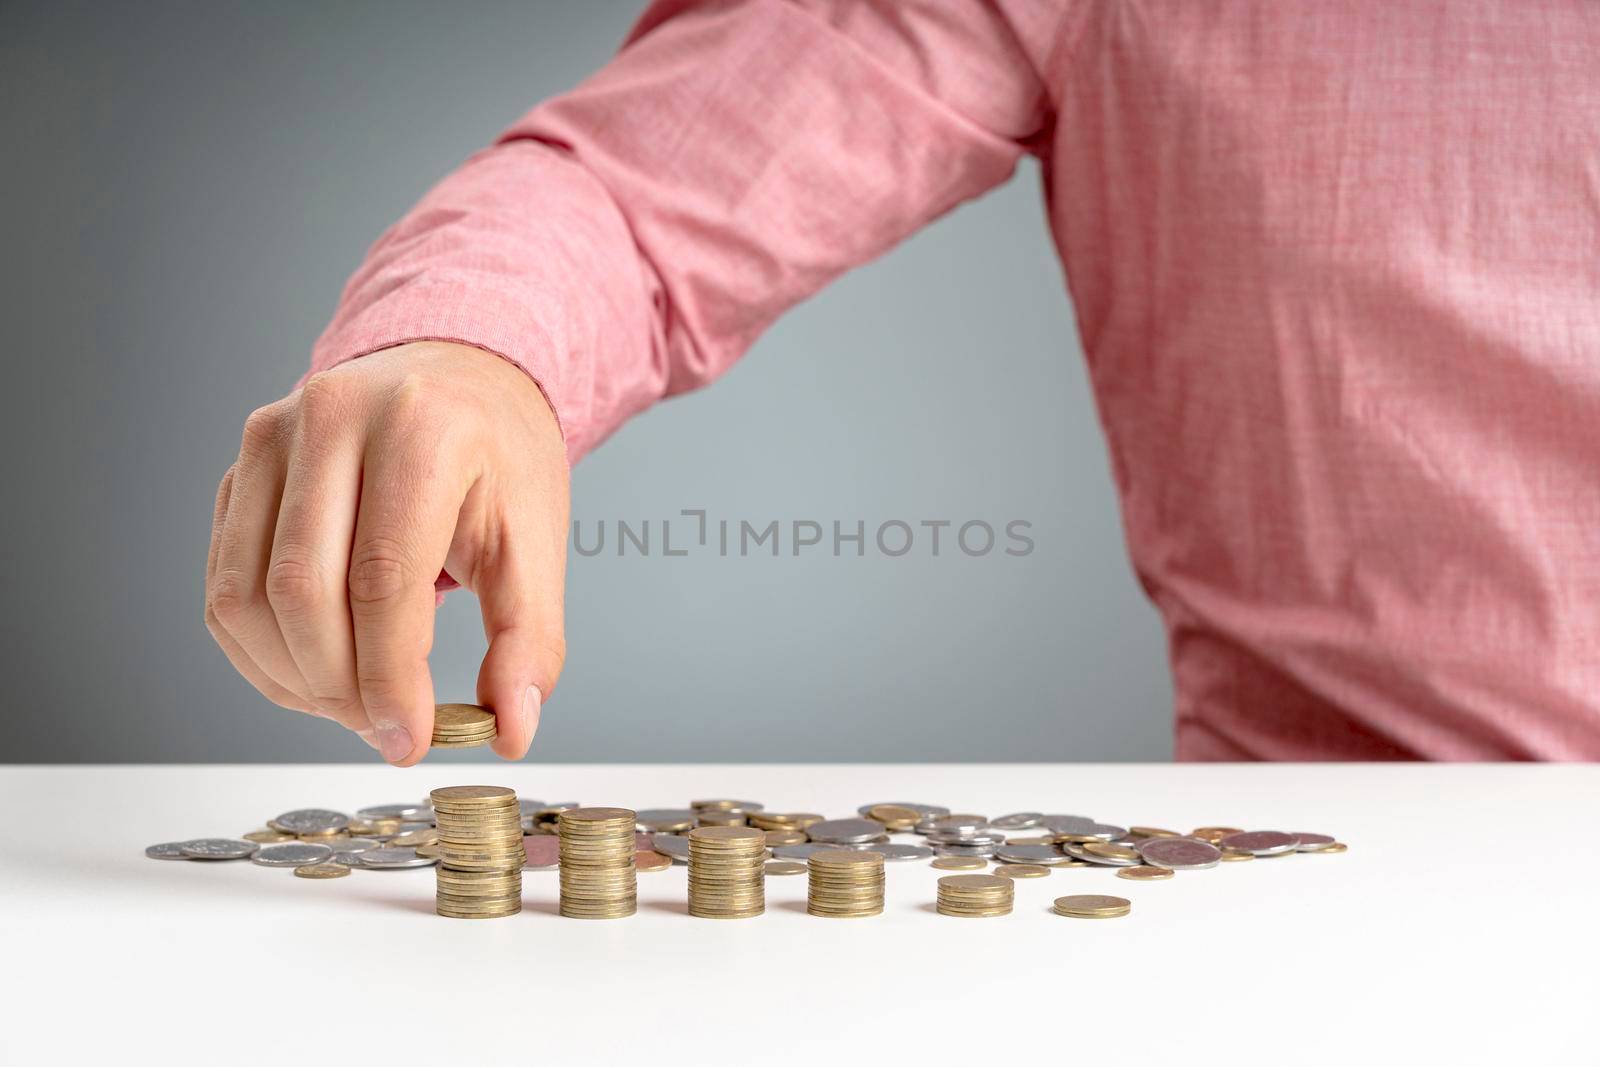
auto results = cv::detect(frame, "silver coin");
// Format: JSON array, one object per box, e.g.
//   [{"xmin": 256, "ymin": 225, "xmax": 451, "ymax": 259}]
[
  {"xmin": 1220, "ymin": 830, "xmax": 1300, "ymax": 856},
  {"xmin": 1061, "ymin": 843, "xmax": 1141, "ymax": 867},
  {"xmin": 252, "ymin": 842, "xmax": 335, "ymax": 868},
  {"xmin": 995, "ymin": 843, "xmax": 1062, "ymax": 864},
  {"xmin": 925, "ymin": 829, "xmax": 1005, "ymax": 847},
  {"xmin": 858, "ymin": 843, "xmax": 934, "ymax": 862},
  {"xmin": 358, "ymin": 847, "xmax": 437, "ymax": 869},
  {"xmin": 179, "ymin": 838, "xmax": 259, "ymax": 861},
  {"xmin": 357, "ymin": 803, "xmax": 429, "ymax": 821},
  {"xmin": 273, "ymin": 809, "xmax": 350, "ymax": 835},
  {"xmin": 856, "ymin": 802, "xmax": 950, "ymax": 818},
  {"xmin": 1293, "ymin": 832, "xmax": 1337, "ymax": 851},
  {"xmin": 145, "ymin": 842, "xmax": 192, "ymax": 860},
  {"xmin": 635, "ymin": 808, "xmax": 697, "ymax": 831},
  {"xmin": 990, "ymin": 812, "xmax": 1043, "ymax": 831},
  {"xmin": 805, "ymin": 818, "xmax": 888, "ymax": 844},
  {"xmin": 934, "ymin": 842, "xmax": 999, "ymax": 858},
  {"xmin": 650, "ymin": 835, "xmax": 691, "ymax": 863},
  {"xmin": 335, "ymin": 837, "xmax": 381, "ymax": 853},
  {"xmin": 689, "ymin": 799, "xmax": 763, "ymax": 812},
  {"xmin": 1039, "ymin": 814, "xmax": 1098, "ymax": 836},
  {"xmin": 772, "ymin": 842, "xmax": 860, "ymax": 861},
  {"xmin": 1137, "ymin": 836, "xmax": 1222, "ymax": 870},
  {"xmin": 927, "ymin": 815, "xmax": 988, "ymax": 835},
  {"xmin": 331, "ymin": 851, "xmax": 371, "ymax": 867}
]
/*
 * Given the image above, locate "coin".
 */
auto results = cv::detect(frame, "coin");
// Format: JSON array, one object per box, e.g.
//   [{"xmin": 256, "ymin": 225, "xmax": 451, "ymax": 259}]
[
  {"xmin": 866, "ymin": 804, "xmax": 922, "ymax": 824},
  {"xmin": 936, "ymin": 874, "xmax": 1014, "ymax": 917},
  {"xmin": 1117, "ymin": 865, "xmax": 1174, "ymax": 881},
  {"xmin": 179, "ymin": 839, "xmax": 257, "ymax": 861},
  {"xmin": 272, "ymin": 809, "xmax": 350, "ymax": 835},
  {"xmin": 294, "ymin": 863, "xmax": 351, "ymax": 879},
  {"xmin": 523, "ymin": 836, "xmax": 561, "ymax": 869},
  {"xmin": 252, "ymin": 842, "xmax": 334, "ymax": 868},
  {"xmin": 1308, "ymin": 842, "xmax": 1348, "ymax": 854},
  {"xmin": 144, "ymin": 842, "xmax": 191, "ymax": 860},
  {"xmin": 805, "ymin": 818, "xmax": 888, "ymax": 844},
  {"xmin": 1293, "ymin": 833, "xmax": 1337, "ymax": 851},
  {"xmin": 994, "ymin": 864, "xmax": 1050, "ymax": 879},
  {"xmin": 388, "ymin": 829, "xmax": 438, "ymax": 849},
  {"xmin": 807, "ymin": 850, "xmax": 885, "ymax": 918},
  {"xmin": 1053, "ymin": 894, "xmax": 1131, "ymax": 918},
  {"xmin": 765, "ymin": 861, "xmax": 806, "ymax": 876},
  {"xmin": 1219, "ymin": 831, "xmax": 1299, "ymax": 856},
  {"xmin": 1128, "ymin": 826, "xmax": 1179, "ymax": 839},
  {"xmin": 357, "ymin": 803, "xmax": 429, "ymax": 822},
  {"xmin": 1192, "ymin": 826, "xmax": 1244, "ymax": 844},
  {"xmin": 859, "ymin": 802, "xmax": 949, "ymax": 819},
  {"xmin": 931, "ymin": 856, "xmax": 987, "ymax": 870},
  {"xmin": 690, "ymin": 799, "xmax": 764, "ymax": 813},
  {"xmin": 990, "ymin": 812, "xmax": 1043, "ymax": 830},
  {"xmin": 635, "ymin": 850, "xmax": 672, "ymax": 872},
  {"xmin": 636, "ymin": 809, "xmax": 697, "ymax": 833},
  {"xmin": 360, "ymin": 847, "xmax": 438, "ymax": 869},
  {"xmin": 1063, "ymin": 843, "xmax": 1140, "ymax": 867},
  {"xmin": 1039, "ymin": 814, "xmax": 1099, "ymax": 836},
  {"xmin": 995, "ymin": 844, "xmax": 1063, "ymax": 865},
  {"xmin": 1219, "ymin": 848, "xmax": 1254, "ymax": 862},
  {"xmin": 242, "ymin": 830, "xmax": 296, "ymax": 844},
  {"xmin": 859, "ymin": 843, "xmax": 934, "ymax": 862},
  {"xmin": 649, "ymin": 835, "xmax": 691, "ymax": 863},
  {"xmin": 1137, "ymin": 836, "xmax": 1222, "ymax": 870},
  {"xmin": 764, "ymin": 830, "xmax": 807, "ymax": 847}
]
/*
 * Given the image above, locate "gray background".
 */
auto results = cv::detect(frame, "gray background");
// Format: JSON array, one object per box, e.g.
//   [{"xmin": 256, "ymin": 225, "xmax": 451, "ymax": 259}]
[{"xmin": 0, "ymin": 0, "xmax": 1173, "ymax": 763}]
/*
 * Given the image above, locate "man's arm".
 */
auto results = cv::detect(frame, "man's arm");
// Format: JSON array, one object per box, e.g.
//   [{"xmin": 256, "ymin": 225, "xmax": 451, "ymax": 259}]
[{"xmin": 208, "ymin": 0, "xmax": 1054, "ymax": 763}]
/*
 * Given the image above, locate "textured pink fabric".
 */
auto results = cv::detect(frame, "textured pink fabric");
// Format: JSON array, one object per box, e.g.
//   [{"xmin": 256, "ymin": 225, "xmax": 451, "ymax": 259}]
[{"xmin": 311, "ymin": 1, "xmax": 1600, "ymax": 761}]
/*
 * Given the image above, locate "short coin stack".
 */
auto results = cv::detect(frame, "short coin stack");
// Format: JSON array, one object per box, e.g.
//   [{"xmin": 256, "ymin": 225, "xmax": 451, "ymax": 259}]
[
  {"xmin": 806, "ymin": 849, "xmax": 885, "ymax": 918},
  {"xmin": 936, "ymin": 873, "xmax": 1014, "ymax": 918},
  {"xmin": 687, "ymin": 826, "xmax": 765, "ymax": 919},
  {"xmin": 431, "ymin": 786, "xmax": 522, "ymax": 919},
  {"xmin": 558, "ymin": 807, "xmax": 638, "ymax": 919},
  {"xmin": 430, "ymin": 704, "xmax": 497, "ymax": 749}
]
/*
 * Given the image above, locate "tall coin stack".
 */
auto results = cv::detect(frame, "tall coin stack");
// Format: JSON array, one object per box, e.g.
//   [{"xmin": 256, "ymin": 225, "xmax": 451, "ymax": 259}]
[
  {"xmin": 430, "ymin": 786, "xmax": 523, "ymax": 919},
  {"xmin": 806, "ymin": 849, "xmax": 885, "ymax": 918},
  {"xmin": 557, "ymin": 807, "xmax": 637, "ymax": 919},
  {"xmin": 687, "ymin": 826, "xmax": 765, "ymax": 919},
  {"xmin": 935, "ymin": 873, "xmax": 1014, "ymax": 918}
]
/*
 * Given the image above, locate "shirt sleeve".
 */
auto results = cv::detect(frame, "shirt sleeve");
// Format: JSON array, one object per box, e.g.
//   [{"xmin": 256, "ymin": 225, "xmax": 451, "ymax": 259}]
[{"xmin": 308, "ymin": 0, "xmax": 1051, "ymax": 462}]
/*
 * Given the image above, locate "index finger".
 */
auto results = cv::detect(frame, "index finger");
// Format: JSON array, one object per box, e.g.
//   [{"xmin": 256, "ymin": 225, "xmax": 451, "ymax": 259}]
[{"xmin": 347, "ymin": 425, "xmax": 466, "ymax": 766}]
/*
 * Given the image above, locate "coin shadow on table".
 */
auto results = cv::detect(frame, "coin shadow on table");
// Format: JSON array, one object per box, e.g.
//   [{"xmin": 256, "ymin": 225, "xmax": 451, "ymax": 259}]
[
  {"xmin": 641, "ymin": 899, "xmax": 689, "ymax": 917},
  {"xmin": 775, "ymin": 900, "xmax": 809, "ymax": 916}
]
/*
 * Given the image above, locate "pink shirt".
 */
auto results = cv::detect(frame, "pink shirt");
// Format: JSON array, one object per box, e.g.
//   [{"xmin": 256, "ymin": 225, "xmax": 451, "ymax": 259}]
[{"xmin": 310, "ymin": 1, "xmax": 1600, "ymax": 760}]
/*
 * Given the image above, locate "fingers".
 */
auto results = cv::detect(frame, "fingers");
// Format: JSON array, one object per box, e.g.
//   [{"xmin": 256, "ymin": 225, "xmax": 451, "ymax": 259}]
[
  {"xmin": 349, "ymin": 393, "xmax": 464, "ymax": 766},
  {"xmin": 207, "ymin": 406, "xmax": 314, "ymax": 702},
  {"xmin": 267, "ymin": 378, "xmax": 369, "ymax": 734},
  {"xmin": 472, "ymin": 528, "xmax": 567, "ymax": 760}
]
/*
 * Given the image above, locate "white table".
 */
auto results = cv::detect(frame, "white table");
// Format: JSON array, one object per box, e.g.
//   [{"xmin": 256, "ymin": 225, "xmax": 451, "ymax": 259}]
[{"xmin": 1, "ymin": 763, "xmax": 1593, "ymax": 1064}]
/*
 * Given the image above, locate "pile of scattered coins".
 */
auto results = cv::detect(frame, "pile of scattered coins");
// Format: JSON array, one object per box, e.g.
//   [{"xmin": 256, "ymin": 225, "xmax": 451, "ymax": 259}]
[{"xmin": 147, "ymin": 792, "xmax": 1346, "ymax": 922}]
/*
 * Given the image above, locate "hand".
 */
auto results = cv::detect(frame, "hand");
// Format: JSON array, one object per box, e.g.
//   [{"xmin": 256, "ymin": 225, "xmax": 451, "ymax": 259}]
[{"xmin": 205, "ymin": 341, "xmax": 569, "ymax": 765}]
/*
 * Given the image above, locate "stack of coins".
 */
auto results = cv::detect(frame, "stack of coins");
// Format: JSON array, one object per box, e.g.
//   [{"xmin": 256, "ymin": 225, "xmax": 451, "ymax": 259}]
[
  {"xmin": 430, "ymin": 704, "xmax": 497, "ymax": 749},
  {"xmin": 558, "ymin": 807, "xmax": 637, "ymax": 919},
  {"xmin": 430, "ymin": 786, "xmax": 522, "ymax": 919},
  {"xmin": 936, "ymin": 874, "xmax": 1014, "ymax": 918},
  {"xmin": 806, "ymin": 849, "xmax": 885, "ymax": 918},
  {"xmin": 687, "ymin": 826, "xmax": 765, "ymax": 919}
]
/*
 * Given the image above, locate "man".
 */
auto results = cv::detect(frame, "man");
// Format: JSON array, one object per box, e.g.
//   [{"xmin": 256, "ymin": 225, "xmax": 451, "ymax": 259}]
[{"xmin": 204, "ymin": 1, "xmax": 1600, "ymax": 765}]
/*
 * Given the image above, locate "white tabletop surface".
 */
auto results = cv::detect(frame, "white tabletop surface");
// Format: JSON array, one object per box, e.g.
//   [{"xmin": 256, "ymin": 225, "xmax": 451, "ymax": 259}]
[{"xmin": 1, "ymin": 762, "xmax": 1594, "ymax": 1065}]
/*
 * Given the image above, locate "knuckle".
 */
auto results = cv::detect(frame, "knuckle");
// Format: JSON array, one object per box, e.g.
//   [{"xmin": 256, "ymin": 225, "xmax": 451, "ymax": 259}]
[
  {"xmin": 297, "ymin": 373, "xmax": 354, "ymax": 429},
  {"xmin": 239, "ymin": 404, "xmax": 285, "ymax": 456},
  {"xmin": 347, "ymin": 543, "xmax": 411, "ymax": 607},
  {"xmin": 264, "ymin": 554, "xmax": 327, "ymax": 616},
  {"xmin": 207, "ymin": 570, "xmax": 259, "ymax": 627}
]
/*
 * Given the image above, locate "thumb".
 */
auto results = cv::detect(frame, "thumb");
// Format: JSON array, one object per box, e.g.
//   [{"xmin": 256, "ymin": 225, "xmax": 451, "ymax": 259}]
[{"xmin": 471, "ymin": 538, "xmax": 566, "ymax": 760}]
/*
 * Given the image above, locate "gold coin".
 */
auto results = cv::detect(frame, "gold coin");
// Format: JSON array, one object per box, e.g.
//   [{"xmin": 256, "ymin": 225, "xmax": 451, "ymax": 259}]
[
  {"xmin": 293, "ymin": 863, "xmax": 350, "ymax": 879},
  {"xmin": 243, "ymin": 830, "xmax": 295, "ymax": 844},
  {"xmin": 1219, "ymin": 848, "xmax": 1254, "ymax": 862},
  {"xmin": 695, "ymin": 810, "xmax": 748, "ymax": 827},
  {"xmin": 1128, "ymin": 826, "xmax": 1179, "ymax": 839},
  {"xmin": 765, "ymin": 861, "xmax": 806, "ymax": 876},
  {"xmin": 1117, "ymin": 865, "xmax": 1174, "ymax": 881},
  {"xmin": 430, "ymin": 786, "xmax": 516, "ymax": 805},
  {"xmin": 1308, "ymin": 842, "xmax": 1348, "ymax": 854},
  {"xmin": 867, "ymin": 804, "xmax": 921, "ymax": 824},
  {"xmin": 1192, "ymin": 826, "xmax": 1243, "ymax": 844},
  {"xmin": 634, "ymin": 850, "xmax": 672, "ymax": 872},
  {"xmin": 764, "ymin": 830, "xmax": 806, "ymax": 847},
  {"xmin": 1052, "ymin": 894, "xmax": 1131, "ymax": 918},
  {"xmin": 432, "ymin": 703, "xmax": 495, "ymax": 731},
  {"xmin": 994, "ymin": 864, "xmax": 1050, "ymax": 879},
  {"xmin": 1083, "ymin": 842, "xmax": 1141, "ymax": 862},
  {"xmin": 388, "ymin": 829, "xmax": 438, "ymax": 849},
  {"xmin": 1041, "ymin": 857, "xmax": 1089, "ymax": 868},
  {"xmin": 930, "ymin": 856, "xmax": 987, "ymax": 870}
]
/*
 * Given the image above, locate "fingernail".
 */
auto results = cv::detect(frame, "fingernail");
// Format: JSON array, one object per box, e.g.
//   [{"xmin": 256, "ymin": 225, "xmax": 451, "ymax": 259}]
[
  {"xmin": 373, "ymin": 720, "xmax": 413, "ymax": 764},
  {"xmin": 523, "ymin": 685, "xmax": 541, "ymax": 740}
]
